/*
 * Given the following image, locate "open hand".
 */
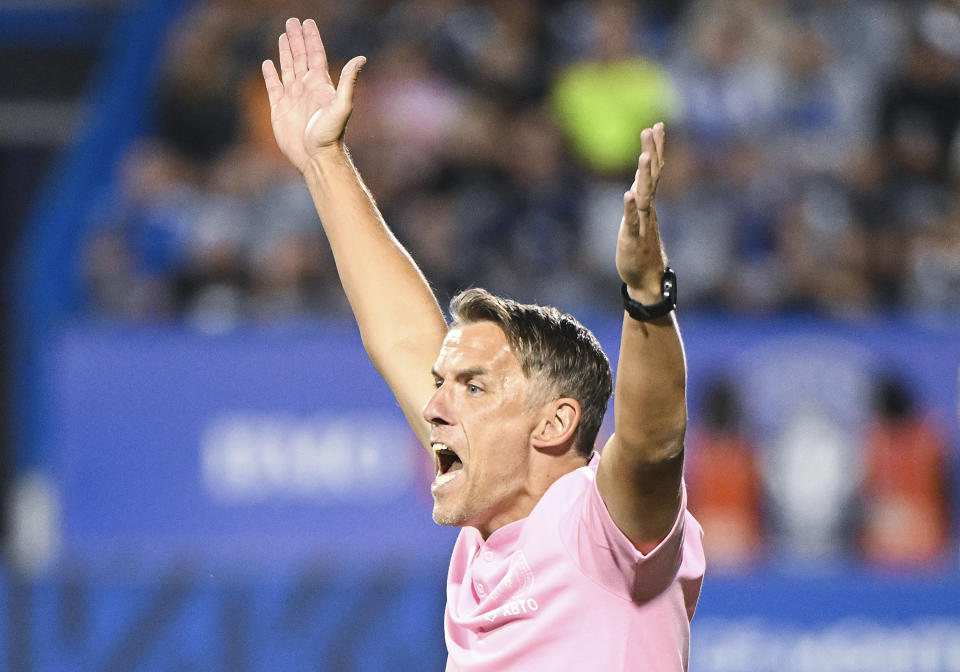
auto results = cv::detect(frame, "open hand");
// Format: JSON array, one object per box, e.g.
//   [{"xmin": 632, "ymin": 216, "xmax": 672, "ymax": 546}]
[
  {"xmin": 261, "ymin": 18, "xmax": 366, "ymax": 173},
  {"xmin": 616, "ymin": 122, "xmax": 668, "ymax": 304}
]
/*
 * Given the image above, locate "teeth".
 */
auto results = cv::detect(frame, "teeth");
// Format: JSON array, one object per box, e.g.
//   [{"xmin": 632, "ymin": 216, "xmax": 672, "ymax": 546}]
[{"xmin": 431, "ymin": 442, "xmax": 462, "ymax": 480}]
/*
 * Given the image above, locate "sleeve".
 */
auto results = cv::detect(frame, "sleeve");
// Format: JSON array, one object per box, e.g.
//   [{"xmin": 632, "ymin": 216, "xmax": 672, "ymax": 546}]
[{"xmin": 562, "ymin": 467, "xmax": 689, "ymax": 604}]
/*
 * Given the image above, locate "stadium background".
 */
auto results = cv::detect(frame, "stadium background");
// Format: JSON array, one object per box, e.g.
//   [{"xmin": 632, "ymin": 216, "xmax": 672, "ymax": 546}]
[{"xmin": 1, "ymin": 0, "xmax": 959, "ymax": 670}]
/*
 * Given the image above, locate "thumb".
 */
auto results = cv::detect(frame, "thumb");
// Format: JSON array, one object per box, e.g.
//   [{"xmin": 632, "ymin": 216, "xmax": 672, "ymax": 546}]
[{"xmin": 335, "ymin": 56, "xmax": 366, "ymax": 110}]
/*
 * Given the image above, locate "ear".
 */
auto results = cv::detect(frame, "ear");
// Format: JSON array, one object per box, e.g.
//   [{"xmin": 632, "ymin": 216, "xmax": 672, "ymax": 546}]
[{"xmin": 531, "ymin": 397, "xmax": 581, "ymax": 453}]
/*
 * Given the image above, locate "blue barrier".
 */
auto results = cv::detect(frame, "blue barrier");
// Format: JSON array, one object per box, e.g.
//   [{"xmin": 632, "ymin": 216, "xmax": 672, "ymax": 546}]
[
  {"xmin": 694, "ymin": 571, "xmax": 960, "ymax": 672},
  {"xmin": 1, "ymin": 563, "xmax": 957, "ymax": 672},
  {"xmin": 0, "ymin": 561, "xmax": 450, "ymax": 671}
]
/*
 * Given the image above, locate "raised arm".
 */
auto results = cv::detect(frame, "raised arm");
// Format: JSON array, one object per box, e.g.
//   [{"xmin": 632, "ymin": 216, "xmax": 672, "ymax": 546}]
[
  {"xmin": 596, "ymin": 123, "xmax": 688, "ymax": 553},
  {"xmin": 262, "ymin": 18, "xmax": 447, "ymax": 446}
]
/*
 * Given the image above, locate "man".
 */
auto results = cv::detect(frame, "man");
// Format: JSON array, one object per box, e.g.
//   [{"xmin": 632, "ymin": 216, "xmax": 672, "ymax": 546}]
[{"xmin": 262, "ymin": 18, "xmax": 704, "ymax": 670}]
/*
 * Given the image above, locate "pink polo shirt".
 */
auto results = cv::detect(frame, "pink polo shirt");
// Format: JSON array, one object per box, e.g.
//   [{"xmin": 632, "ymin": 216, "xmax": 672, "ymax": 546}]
[{"xmin": 444, "ymin": 455, "xmax": 705, "ymax": 671}]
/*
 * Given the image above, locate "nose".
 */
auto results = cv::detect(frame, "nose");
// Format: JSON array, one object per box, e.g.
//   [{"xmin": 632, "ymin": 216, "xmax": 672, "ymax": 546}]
[{"xmin": 422, "ymin": 383, "xmax": 453, "ymax": 426}]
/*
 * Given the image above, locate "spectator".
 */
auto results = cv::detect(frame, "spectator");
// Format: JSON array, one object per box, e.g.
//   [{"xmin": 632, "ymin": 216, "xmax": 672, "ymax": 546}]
[
  {"xmin": 550, "ymin": 0, "xmax": 676, "ymax": 175},
  {"xmin": 687, "ymin": 377, "xmax": 765, "ymax": 570},
  {"xmin": 668, "ymin": 0, "xmax": 784, "ymax": 147},
  {"xmin": 860, "ymin": 374, "xmax": 953, "ymax": 569}
]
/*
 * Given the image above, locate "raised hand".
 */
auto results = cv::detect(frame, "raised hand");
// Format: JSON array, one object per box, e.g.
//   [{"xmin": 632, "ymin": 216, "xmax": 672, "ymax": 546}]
[
  {"xmin": 261, "ymin": 18, "xmax": 366, "ymax": 173},
  {"xmin": 616, "ymin": 122, "xmax": 668, "ymax": 304}
]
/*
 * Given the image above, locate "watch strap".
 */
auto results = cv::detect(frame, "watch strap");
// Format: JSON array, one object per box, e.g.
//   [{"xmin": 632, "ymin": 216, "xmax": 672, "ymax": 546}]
[{"xmin": 621, "ymin": 267, "xmax": 677, "ymax": 321}]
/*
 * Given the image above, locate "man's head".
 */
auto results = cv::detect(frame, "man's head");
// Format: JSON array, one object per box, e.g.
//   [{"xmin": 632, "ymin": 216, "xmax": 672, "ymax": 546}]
[
  {"xmin": 423, "ymin": 288, "xmax": 613, "ymax": 535},
  {"xmin": 450, "ymin": 289, "xmax": 613, "ymax": 455}
]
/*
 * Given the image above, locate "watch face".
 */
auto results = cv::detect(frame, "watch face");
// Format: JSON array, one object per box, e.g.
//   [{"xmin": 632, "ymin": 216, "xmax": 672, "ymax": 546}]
[{"xmin": 662, "ymin": 268, "xmax": 677, "ymax": 302}]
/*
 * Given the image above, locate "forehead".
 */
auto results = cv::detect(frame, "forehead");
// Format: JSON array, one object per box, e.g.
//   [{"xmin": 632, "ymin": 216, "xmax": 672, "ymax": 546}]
[{"xmin": 436, "ymin": 321, "xmax": 520, "ymax": 374}]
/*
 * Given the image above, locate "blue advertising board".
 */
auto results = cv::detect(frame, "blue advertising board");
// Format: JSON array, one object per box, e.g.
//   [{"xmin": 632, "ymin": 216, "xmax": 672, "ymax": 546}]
[
  {"xmin": 49, "ymin": 322, "xmax": 457, "ymax": 566},
  {"xmin": 693, "ymin": 572, "xmax": 960, "ymax": 672},
  {"xmin": 44, "ymin": 315, "xmax": 960, "ymax": 566}
]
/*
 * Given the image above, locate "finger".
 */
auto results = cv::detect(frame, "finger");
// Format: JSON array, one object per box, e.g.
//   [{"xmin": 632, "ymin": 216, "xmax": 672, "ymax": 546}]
[
  {"xmin": 278, "ymin": 34, "xmax": 294, "ymax": 86},
  {"xmin": 302, "ymin": 19, "xmax": 329, "ymax": 77},
  {"xmin": 285, "ymin": 17, "xmax": 308, "ymax": 78},
  {"xmin": 641, "ymin": 128, "xmax": 659, "ymax": 185},
  {"xmin": 624, "ymin": 190, "xmax": 635, "ymax": 212},
  {"xmin": 635, "ymin": 151, "xmax": 653, "ymax": 210},
  {"xmin": 652, "ymin": 121, "xmax": 665, "ymax": 173},
  {"xmin": 261, "ymin": 60, "xmax": 283, "ymax": 106},
  {"xmin": 335, "ymin": 56, "xmax": 367, "ymax": 110}
]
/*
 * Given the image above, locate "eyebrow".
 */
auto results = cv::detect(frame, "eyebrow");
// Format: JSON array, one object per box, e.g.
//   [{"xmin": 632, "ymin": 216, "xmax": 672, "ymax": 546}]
[{"xmin": 432, "ymin": 366, "xmax": 489, "ymax": 380}]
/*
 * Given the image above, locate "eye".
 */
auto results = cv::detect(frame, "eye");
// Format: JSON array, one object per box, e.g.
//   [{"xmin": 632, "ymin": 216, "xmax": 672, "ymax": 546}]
[
  {"xmin": 467, "ymin": 383, "xmax": 481, "ymax": 394},
  {"xmin": 434, "ymin": 379, "xmax": 443, "ymax": 389}
]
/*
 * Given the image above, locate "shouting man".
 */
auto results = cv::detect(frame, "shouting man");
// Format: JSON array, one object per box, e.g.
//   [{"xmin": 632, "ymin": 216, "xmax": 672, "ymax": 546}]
[{"xmin": 262, "ymin": 18, "xmax": 704, "ymax": 671}]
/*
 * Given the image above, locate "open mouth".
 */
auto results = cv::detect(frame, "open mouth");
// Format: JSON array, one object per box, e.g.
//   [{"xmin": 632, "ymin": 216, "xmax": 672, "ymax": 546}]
[{"xmin": 432, "ymin": 443, "xmax": 463, "ymax": 487}]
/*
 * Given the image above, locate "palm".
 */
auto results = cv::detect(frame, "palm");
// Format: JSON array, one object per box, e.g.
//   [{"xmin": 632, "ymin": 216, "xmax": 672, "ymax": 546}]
[
  {"xmin": 262, "ymin": 18, "xmax": 365, "ymax": 173},
  {"xmin": 617, "ymin": 204, "xmax": 665, "ymax": 289},
  {"xmin": 270, "ymin": 71, "xmax": 336, "ymax": 169}
]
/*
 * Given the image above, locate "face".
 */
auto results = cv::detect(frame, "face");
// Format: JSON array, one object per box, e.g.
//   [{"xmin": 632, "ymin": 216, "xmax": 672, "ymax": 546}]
[{"xmin": 423, "ymin": 321, "xmax": 542, "ymax": 536}]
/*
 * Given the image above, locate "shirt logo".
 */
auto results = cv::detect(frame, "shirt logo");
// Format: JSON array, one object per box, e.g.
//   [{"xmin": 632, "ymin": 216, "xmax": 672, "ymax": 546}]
[
  {"xmin": 481, "ymin": 552, "xmax": 539, "ymax": 623},
  {"xmin": 485, "ymin": 597, "xmax": 540, "ymax": 622}
]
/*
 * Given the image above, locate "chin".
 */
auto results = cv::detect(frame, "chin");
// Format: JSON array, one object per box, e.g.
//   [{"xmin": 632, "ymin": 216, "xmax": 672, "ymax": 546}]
[
  {"xmin": 433, "ymin": 513, "xmax": 465, "ymax": 528},
  {"xmin": 432, "ymin": 505, "xmax": 459, "ymax": 527},
  {"xmin": 432, "ymin": 501, "xmax": 474, "ymax": 528}
]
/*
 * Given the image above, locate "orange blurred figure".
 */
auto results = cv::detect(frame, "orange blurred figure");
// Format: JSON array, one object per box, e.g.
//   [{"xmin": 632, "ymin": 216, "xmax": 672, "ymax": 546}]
[
  {"xmin": 860, "ymin": 375, "xmax": 952, "ymax": 569},
  {"xmin": 687, "ymin": 377, "xmax": 765, "ymax": 570}
]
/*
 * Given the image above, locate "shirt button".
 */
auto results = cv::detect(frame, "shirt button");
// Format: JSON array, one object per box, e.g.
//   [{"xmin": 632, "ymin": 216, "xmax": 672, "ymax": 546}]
[
  {"xmin": 483, "ymin": 551, "xmax": 495, "ymax": 562},
  {"xmin": 476, "ymin": 583, "xmax": 486, "ymax": 595}
]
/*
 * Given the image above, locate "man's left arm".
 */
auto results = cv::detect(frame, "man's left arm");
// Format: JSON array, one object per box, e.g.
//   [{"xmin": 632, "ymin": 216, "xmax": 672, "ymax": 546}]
[{"xmin": 596, "ymin": 122, "xmax": 688, "ymax": 555}]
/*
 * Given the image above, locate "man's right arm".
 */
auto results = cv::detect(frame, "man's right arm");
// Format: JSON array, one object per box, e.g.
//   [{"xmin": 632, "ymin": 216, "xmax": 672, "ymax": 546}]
[
  {"xmin": 262, "ymin": 18, "xmax": 446, "ymax": 446},
  {"xmin": 303, "ymin": 148, "xmax": 447, "ymax": 445}
]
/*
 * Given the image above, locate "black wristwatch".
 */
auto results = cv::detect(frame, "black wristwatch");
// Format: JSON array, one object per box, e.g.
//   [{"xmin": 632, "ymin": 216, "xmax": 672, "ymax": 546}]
[{"xmin": 621, "ymin": 267, "xmax": 677, "ymax": 321}]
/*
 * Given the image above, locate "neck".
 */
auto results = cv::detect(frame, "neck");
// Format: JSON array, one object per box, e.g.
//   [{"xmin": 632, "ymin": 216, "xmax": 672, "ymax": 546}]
[{"xmin": 476, "ymin": 451, "xmax": 588, "ymax": 539}]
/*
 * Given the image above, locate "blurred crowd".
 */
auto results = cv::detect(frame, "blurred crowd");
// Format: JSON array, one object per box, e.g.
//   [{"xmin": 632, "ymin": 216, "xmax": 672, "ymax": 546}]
[{"xmin": 81, "ymin": 0, "xmax": 960, "ymax": 326}]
